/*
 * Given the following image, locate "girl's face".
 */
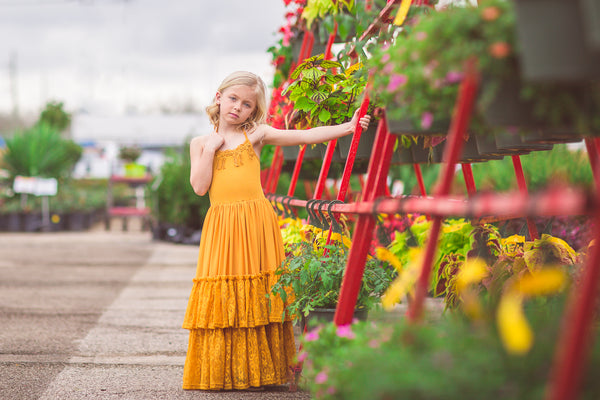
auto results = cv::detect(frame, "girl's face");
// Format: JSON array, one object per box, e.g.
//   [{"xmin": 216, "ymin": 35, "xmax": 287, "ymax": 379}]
[{"xmin": 216, "ymin": 85, "xmax": 257, "ymax": 127}]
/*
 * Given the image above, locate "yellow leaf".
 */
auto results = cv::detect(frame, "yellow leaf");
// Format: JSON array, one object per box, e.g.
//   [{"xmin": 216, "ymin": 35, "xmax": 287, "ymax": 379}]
[
  {"xmin": 516, "ymin": 268, "xmax": 566, "ymax": 297},
  {"xmin": 375, "ymin": 247, "xmax": 403, "ymax": 272},
  {"xmin": 497, "ymin": 293, "xmax": 533, "ymax": 355},
  {"xmin": 381, "ymin": 248, "xmax": 423, "ymax": 310},
  {"xmin": 393, "ymin": 0, "xmax": 413, "ymax": 26},
  {"xmin": 456, "ymin": 258, "xmax": 488, "ymax": 292},
  {"xmin": 345, "ymin": 62, "xmax": 363, "ymax": 76}
]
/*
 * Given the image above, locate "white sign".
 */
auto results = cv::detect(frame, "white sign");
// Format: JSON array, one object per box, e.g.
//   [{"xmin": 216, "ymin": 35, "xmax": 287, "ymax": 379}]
[{"xmin": 13, "ymin": 176, "xmax": 58, "ymax": 196}]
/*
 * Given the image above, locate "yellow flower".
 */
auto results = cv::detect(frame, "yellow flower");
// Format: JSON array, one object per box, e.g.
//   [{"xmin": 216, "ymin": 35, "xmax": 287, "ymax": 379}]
[
  {"xmin": 381, "ymin": 248, "xmax": 423, "ymax": 310},
  {"xmin": 345, "ymin": 62, "xmax": 363, "ymax": 76},
  {"xmin": 517, "ymin": 268, "xmax": 566, "ymax": 297},
  {"xmin": 496, "ymin": 268, "xmax": 567, "ymax": 355},
  {"xmin": 375, "ymin": 247, "xmax": 402, "ymax": 272},
  {"xmin": 455, "ymin": 258, "xmax": 488, "ymax": 292},
  {"xmin": 497, "ymin": 292, "xmax": 532, "ymax": 355}
]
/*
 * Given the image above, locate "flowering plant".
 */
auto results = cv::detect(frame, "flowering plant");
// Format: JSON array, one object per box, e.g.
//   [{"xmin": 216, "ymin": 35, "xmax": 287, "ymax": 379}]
[
  {"xmin": 270, "ymin": 233, "xmax": 395, "ymax": 320},
  {"xmin": 368, "ymin": 0, "xmax": 599, "ymax": 136}
]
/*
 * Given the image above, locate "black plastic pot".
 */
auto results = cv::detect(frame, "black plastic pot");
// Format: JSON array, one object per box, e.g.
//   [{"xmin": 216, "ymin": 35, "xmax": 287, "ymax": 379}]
[
  {"xmin": 1, "ymin": 213, "xmax": 22, "ymax": 231},
  {"xmin": 300, "ymin": 307, "xmax": 368, "ymax": 331},
  {"xmin": 66, "ymin": 211, "xmax": 93, "ymax": 231},
  {"xmin": 387, "ymin": 116, "xmax": 449, "ymax": 136},
  {"xmin": 514, "ymin": 0, "xmax": 600, "ymax": 82},
  {"xmin": 337, "ymin": 125, "xmax": 377, "ymax": 160}
]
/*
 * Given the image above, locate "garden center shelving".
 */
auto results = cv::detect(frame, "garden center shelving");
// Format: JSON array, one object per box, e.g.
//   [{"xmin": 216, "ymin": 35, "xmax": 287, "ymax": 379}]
[{"xmin": 264, "ymin": 1, "xmax": 600, "ymax": 399}]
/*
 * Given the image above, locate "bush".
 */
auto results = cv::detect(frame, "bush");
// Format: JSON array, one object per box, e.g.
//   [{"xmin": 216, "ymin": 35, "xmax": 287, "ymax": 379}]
[{"xmin": 150, "ymin": 144, "xmax": 210, "ymax": 230}]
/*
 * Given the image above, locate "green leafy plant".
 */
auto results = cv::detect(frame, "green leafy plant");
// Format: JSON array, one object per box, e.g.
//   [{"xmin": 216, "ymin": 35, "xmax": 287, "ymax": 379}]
[
  {"xmin": 1, "ymin": 123, "xmax": 82, "ymax": 179},
  {"xmin": 118, "ymin": 146, "xmax": 142, "ymax": 163},
  {"xmin": 270, "ymin": 239, "xmax": 394, "ymax": 320},
  {"xmin": 367, "ymin": 0, "xmax": 598, "ymax": 135},
  {"xmin": 300, "ymin": 294, "xmax": 600, "ymax": 400},
  {"xmin": 284, "ymin": 54, "xmax": 367, "ymax": 127},
  {"xmin": 150, "ymin": 145, "xmax": 210, "ymax": 229}
]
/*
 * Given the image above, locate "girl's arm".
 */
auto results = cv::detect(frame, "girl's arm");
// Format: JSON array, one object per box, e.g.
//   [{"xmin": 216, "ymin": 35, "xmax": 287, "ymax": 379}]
[
  {"xmin": 189, "ymin": 133, "xmax": 224, "ymax": 196},
  {"xmin": 260, "ymin": 109, "xmax": 371, "ymax": 147}
]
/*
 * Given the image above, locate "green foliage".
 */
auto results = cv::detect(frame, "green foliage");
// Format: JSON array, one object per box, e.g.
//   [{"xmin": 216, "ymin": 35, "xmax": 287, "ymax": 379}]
[
  {"xmin": 284, "ymin": 54, "xmax": 366, "ymax": 127},
  {"xmin": 301, "ymin": 296, "xmax": 600, "ymax": 400},
  {"xmin": 2, "ymin": 123, "xmax": 82, "ymax": 179},
  {"xmin": 118, "ymin": 146, "xmax": 142, "ymax": 163},
  {"xmin": 150, "ymin": 145, "xmax": 210, "ymax": 229},
  {"xmin": 270, "ymin": 241, "xmax": 395, "ymax": 320},
  {"xmin": 388, "ymin": 217, "xmax": 476, "ymax": 294},
  {"xmin": 37, "ymin": 101, "xmax": 71, "ymax": 132}
]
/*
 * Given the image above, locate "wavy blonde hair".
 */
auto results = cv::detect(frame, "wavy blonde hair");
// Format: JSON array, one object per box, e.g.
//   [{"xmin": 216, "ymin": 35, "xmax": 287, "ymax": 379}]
[{"xmin": 206, "ymin": 71, "xmax": 268, "ymax": 132}]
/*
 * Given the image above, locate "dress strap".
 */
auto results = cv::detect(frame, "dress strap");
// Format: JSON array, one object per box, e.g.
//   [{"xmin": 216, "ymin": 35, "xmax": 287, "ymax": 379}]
[{"xmin": 243, "ymin": 130, "xmax": 249, "ymax": 141}]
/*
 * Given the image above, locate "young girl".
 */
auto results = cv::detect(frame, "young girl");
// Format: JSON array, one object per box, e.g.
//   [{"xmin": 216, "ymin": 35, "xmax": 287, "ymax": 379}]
[{"xmin": 182, "ymin": 71, "xmax": 370, "ymax": 391}]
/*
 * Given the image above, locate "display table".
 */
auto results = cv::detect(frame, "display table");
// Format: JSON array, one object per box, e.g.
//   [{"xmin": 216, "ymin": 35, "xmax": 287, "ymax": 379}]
[{"xmin": 105, "ymin": 174, "xmax": 152, "ymax": 231}]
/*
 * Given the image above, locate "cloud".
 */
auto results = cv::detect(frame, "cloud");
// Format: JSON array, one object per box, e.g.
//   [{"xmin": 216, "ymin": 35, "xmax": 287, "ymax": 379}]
[{"xmin": 0, "ymin": 0, "xmax": 285, "ymax": 115}]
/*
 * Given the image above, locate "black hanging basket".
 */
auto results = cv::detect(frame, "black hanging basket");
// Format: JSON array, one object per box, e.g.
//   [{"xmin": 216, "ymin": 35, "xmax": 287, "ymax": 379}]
[
  {"xmin": 337, "ymin": 125, "xmax": 378, "ymax": 160},
  {"xmin": 514, "ymin": 0, "xmax": 600, "ymax": 82},
  {"xmin": 386, "ymin": 116, "xmax": 449, "ymax": 136}
]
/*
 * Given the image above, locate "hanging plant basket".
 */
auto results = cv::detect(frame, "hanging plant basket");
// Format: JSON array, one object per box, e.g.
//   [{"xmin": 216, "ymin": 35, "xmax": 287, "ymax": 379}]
[
  {"xmin": 337, "ymin": 125, "xmax": 377, "ymax": 160},
  {"xmin": 282, "ymin": 145, "xmax": 301, "ymax": 162},
  {"xmin": 386, "ymin": 116, "xmax": 449, "ymax": 137},
  {"xmin": 459, "ymin": 136, "xmax": 503, "ymax": 163},
  {"xmin": 494, "ymin": 130, "xmax": 552, "ymax": 154},
  {"xmin": 514, "ymin": 0, "xmax": 600, "ymax": 82}
]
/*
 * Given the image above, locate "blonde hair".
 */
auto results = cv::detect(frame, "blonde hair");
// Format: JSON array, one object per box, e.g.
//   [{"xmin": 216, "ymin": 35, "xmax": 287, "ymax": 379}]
[{"xmin": 206, "ymin": 71, "xmax": 268, "ymax": 132}]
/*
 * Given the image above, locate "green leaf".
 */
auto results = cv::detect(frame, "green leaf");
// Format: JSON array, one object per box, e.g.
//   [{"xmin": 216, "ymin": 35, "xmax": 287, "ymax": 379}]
[
  {"xmin": 318, "ymin": 109, "xmax": 332, "ymax": 123},
  {"xmin": 302, "ymin": 67, "xmax": 326, "ymax": 83}
]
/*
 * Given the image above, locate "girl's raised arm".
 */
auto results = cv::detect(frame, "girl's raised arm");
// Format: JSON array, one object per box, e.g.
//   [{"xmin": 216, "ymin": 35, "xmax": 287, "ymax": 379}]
[{"xmin": 261, "ymin": 109, "xmax": 371, "ymax": 147}]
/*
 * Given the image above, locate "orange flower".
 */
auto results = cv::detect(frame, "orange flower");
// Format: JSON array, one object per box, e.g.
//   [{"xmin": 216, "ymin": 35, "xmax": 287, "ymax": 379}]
[
  {"xmin": 481, "ymin": 6, "xmax": 501, "ymax": 21},
  {"xmin": 489, "ymin": 42, "xmax": 511, "ymax": 59}
]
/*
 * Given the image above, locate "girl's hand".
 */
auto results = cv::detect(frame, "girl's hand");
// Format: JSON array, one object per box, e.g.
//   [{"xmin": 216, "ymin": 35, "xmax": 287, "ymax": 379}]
[
  {"xmin": 204, "ymin": 131, "xmax": 225, "ymax": 153},
  {"xmin": 349, "ymin": 109, "xmax": 371, "ymax": 132}
]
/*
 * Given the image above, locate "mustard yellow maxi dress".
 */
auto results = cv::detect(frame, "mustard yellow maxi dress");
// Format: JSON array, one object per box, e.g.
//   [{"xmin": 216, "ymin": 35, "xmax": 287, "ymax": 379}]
[{"xmin": 182, "ymin": 133, "xmax": 296, "ymax": 390}]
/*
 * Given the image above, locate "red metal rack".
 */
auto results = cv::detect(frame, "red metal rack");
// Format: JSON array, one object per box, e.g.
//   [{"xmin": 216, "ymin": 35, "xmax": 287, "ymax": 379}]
[{"xmin": 265, "ymin": 1, "xmax": 600, "ymax": 399}]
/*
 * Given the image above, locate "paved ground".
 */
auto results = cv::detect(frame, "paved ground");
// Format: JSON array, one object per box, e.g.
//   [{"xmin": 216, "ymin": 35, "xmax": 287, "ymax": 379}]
[{"xmin": 0, "ymin": 224, "xmax": 311, "ymax": 400}]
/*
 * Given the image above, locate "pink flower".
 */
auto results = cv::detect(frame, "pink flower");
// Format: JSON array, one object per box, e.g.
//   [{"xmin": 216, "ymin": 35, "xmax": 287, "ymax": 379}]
[
  {"xmin": 387, "ymin": 74, "xmax": 408, "ymax": 92},
  {"xmin": 315, "ymin": 371, "xmax": 328, "ymax": 384},
  {"xmin": 327, "ymin": 386, "xmax": 337, "ymax": 395},
  {"xmin": 381, "ymin": 53, "xmax": 391, "ymax": 63},
  {"xmin": 421, "ymin": 112, "xmax": 434, "ymax": 130},
  {"xmin": 369, "ymin": 339, "xmax": 380, "ymax": 348},
  {"xmin": 383, "ymin": 64, "xmax": 394, "ymax": 74},
  {"xmin": 304, "ymin": 327, "xmax": 320, "ymax": 342},
  {"xmin": 415, "ymin": 31, "xmax": 427, "ymax": 41},
  {"xmin": 336, "ymin": 325, "xmax": 356, "ymax": 339},
  {"xmin": 445, "ymin": 71, "xmax": 464, "ymax": 84},
  {"xmin": 297, "ymin": 351, "xmax": 308, "ymax": 362}
]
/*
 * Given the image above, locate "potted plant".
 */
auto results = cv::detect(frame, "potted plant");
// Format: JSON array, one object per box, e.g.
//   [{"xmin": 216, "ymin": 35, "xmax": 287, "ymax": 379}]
[
  {"xmin": 270, "ymin": 237, "xmax": 395, "ymax": 328},
  {"xmin": 118, "ymin": 146, "xmax": 146, "ymax": 178},
  {"xmin": 149, "ymin": 145, "xmax": 210, "ymax": 244},
  {"xmin": 367, "ymin": 0, "xmax": 596, "ymax": 154},
  {"xmin": 284, "ymin": 54, "xmax": 373, "ymax": 163}
]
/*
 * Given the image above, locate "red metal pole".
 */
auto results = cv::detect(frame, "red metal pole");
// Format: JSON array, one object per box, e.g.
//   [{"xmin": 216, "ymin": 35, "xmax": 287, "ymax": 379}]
[
  {"xmin": 408, "ymin": 61, "xmax": 479, "ymax": 322},
  {"xmin": 314, "ymin": 139, "xmax": 337, "ymax": 199},
  {"xmin": 334, "ymin": 117, "xmax": 395, "ymax": 325},
  {"xmin": 414, "ymin": 163, "xmax": 428, "ymax": 197},
  {"xmin": 546, "ymin": 206, "xmax": 600, "ymax": 400},
  {"xmin": 336, "ymin": 94, "xmax": 370, "ymax": 202},
  {"xmin": 585, "ymin": 138, "xmax": 600, "ymax": 190},
  {"xmin": 461, "ymin": 163, "xmax": 477, "ymax": 196},
  {"xmin": 287, "ymin": 145, "xmax": 307, "ymax": 197},
  {"xmin": 511, "ymin": 155, "xmax": 539, "ymax": 240}
]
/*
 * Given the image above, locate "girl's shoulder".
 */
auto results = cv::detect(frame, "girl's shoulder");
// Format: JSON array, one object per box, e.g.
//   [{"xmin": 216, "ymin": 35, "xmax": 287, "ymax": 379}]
[{"xmin": 247, "ymin": 124, "xmax": 272, "ymax": 145}]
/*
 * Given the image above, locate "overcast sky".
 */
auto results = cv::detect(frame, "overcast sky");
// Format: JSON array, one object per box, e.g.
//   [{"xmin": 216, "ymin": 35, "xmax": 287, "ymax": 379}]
[{"xmin": 0, "ymin": 0, "xmax": 286, "ymax": 117}]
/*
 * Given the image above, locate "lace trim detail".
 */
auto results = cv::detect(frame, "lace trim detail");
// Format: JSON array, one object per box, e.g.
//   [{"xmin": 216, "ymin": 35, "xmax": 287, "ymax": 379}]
[{"xmin": 214, "ymin": 140, "xmax": 256, "ymax": 170}]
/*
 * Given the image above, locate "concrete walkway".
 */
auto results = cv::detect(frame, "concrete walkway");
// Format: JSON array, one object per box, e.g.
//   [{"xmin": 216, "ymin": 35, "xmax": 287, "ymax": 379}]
[{"xmin": 0, "ymin": 230, "xmax": 310, "ymax": 400}]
